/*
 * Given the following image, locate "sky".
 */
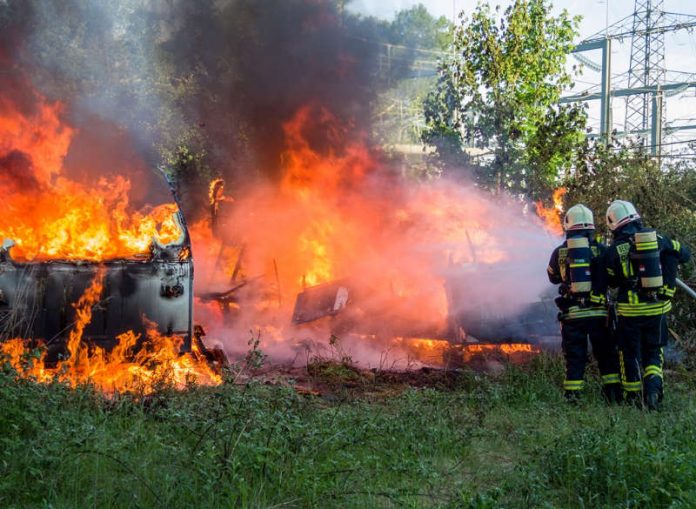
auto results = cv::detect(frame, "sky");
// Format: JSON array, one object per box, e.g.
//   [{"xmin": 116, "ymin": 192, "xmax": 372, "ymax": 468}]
[
  {"xmin": 348, "ymin": 0, "xmax": 696, "ymax": 35},
  {"xmin": 348, "ymin": 0, "xmax": 696, "ymax": 153}
]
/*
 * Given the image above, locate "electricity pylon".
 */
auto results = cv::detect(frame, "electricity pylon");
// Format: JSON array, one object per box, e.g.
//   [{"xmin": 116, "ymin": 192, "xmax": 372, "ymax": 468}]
[
  {"xmin": 624, "ymin": 0, "xmax": 666, "ymax": 142},
  {"xmin": 563, "ymin": 2, "xmax": 696, "ymax": 154}
]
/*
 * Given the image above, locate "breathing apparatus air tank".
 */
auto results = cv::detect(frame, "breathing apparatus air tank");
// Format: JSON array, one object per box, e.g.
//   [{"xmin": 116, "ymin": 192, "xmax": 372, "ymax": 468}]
[
  {"xmin": 566, "ymin": 236, "xmax": 592, "ymax": 298},
  {"xmin": 631, "ymin": 229, "xmax": 663, "ymax": 292}
]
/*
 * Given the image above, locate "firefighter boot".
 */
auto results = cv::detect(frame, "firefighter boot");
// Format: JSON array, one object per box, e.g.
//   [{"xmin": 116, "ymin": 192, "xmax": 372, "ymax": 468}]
[
  {"xmin": 645, "ymin": 391, "xmax": 660, "ymax": 411},
  {"xmin": 602, "ymin": 383, "xmax": 623, "ymax": 405},
  {"xmin": 643, "ymin": 373, "xmax": 663, "ymax": 411}
]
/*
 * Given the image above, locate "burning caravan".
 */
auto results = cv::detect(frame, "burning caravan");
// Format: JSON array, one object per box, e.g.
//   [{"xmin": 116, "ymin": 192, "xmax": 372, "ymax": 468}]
[{"xmin": 0, "ymin": 173, "xmax": 194, "ymax": 361}]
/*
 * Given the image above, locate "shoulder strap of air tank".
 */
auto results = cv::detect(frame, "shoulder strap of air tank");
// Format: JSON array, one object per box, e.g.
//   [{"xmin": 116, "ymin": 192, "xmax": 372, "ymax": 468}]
[
  {"xmin": 616, "ymin": 242, "xmax": 632, "ymax": 278},
  {"xmin": 558, "ymin": 247, "xmax": 569, "ymax": 282}
]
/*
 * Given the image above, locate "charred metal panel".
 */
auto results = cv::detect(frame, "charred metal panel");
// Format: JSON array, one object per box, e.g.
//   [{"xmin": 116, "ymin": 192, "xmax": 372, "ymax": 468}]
[
  {"xmin": 292, "ymin": 280, "xmax": 350, "ymax": 324},
  {"xmin": 0, "ymin": 253, "xmax": 193, "ymax": 349},
  {"xmin": 0, "ymin": 170, "xmax": 194, "ymax": 352},
  {"xmin": 290, "ymin": 273, "xmax": 560, "ymax": 346}
]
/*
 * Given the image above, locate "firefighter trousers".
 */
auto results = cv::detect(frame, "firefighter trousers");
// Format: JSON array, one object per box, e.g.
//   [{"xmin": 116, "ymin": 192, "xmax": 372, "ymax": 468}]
[
  {"xmin": 560, "ymin": 317, "xmax": 620, "ymax": 395},
  {"xmin": 616, "ymin": 313, "xmax": 667, "ymax": 400}
]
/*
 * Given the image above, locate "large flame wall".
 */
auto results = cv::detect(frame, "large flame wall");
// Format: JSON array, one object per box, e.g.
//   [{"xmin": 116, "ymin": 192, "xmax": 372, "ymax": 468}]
[
  {"xmin": 192, "ymin": 105, "xmax": 559, "ymax": 364},
  {"xmin": 0, "ymin": 85, "xmax": 180, "ymax": 261}
]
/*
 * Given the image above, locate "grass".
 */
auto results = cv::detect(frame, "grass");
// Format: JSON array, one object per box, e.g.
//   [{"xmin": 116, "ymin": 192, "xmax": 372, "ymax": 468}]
[{"xmin": 2, "ymin": 354, "xmax": 696, "ymax": 508}]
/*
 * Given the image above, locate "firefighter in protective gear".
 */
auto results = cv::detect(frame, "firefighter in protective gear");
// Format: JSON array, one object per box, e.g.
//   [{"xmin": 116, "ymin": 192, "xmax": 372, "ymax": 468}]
[
  {"xmin": 547, "ymin": 204, "xmax": 621, "ymax": 403},
  {"xmin": 604, "ymin": 200, "xmax": 691, "ymax": 410}
]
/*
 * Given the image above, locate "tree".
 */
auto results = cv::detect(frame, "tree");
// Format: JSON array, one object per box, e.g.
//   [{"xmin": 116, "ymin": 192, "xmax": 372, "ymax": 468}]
[
  {"xmin": 351, "ymin": 5, "xmax": 453, "ymax": 149},
  {"xmin": 422, "ymin": 0, "xmax": 586, "ymax": 199},
  {"xmin": 390, "ymin": 4, "xmax": 451, "ymax": 51},
  {"xmin": 564, "ymin": 140, "xmax": 696, "ymax": 253}
]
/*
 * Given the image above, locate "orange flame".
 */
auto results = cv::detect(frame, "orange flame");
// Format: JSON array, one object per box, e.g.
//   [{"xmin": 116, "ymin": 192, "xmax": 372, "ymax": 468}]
[
  {"xmin": 535, "ymin": 187, "xmax": 567, "ymax": 235},
  {"xmin": 0, "ymin": 272, "xmax": 221, "ymax": 393},
  {"xmin": 0, "ymin": 91, "xmax": 181, "ymax": 261},
  {"xmin": 191, "ymin": 104, "xmax": 552, "ymax": 348},
  {"xmin": 397, "ymin": 338, "xmax": 539, "ymax": 366},
  {"xmin": 209, "ymin": 178, "xmax": 226, "ymax": 206},
  {"xmin": 465, "ymin": 343, "xmax": 537, "ymax": 355},
  {"xmin": 280, "ymin": 105, "xmax": 373, "ymax": 287},
  {"xmin": 0, "ymin": 339, "xmax": 51, "ymax": 382}
]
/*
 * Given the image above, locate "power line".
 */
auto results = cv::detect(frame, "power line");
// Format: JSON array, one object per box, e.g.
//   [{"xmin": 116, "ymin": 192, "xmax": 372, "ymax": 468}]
[
  {"xmin": 647, "ymin": 136, "xmax": 696, "ymax": 147},
  {"xmin": 347, "ymin": 35, "xmax": 450, "ymax": 57},
  {"xmin": 608, "ymin": 136, "xmax": 696, "ymax": 150}
]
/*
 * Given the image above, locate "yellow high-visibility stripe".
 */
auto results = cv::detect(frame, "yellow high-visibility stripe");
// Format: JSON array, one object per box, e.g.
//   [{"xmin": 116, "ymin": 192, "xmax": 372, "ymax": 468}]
[
  {"xmin": 644, "ymin": 366, "xmax": 663, "ymax": 378},
  {"xmin": 625, "ymin": 291, "xmax": 641, "ymax": 305},
  {"xmin": 618, "ymin": 352, "xmax": 642, "ymax": 391},
  {"xmin": 602, "ymin": 373, "xmax": 620, "ymax": 384},
  {"xmin": 644, "ymin": 365, "xmax": 662, "ymax": 373},
  {"xmin": 562, "ymin": 308, "xmax": 608, "ymax": 320},
  {"xmin": 568, "ymin": 310, "xmax": 608, "ymax": 317},
  {"xmin": 636, "ymin": 242, "xmax": 658, "ymax": 251},
  {"xmin": 617, "ymin": 302, "xmax": 672, "ymax": 310},
  {"xmin": 570, "ymin": 263, "xmax": 590, "ymax": 268},
  {"xmin": 618, "ymin": 308, "xmax": 671, "ymax": 317},
  {"xmin": 564, "ymin": 380, "xmax": 585, "ymax": 390},
  {"xmin": 589, "ymin": 294, "xmax": 606, "ymax": 304},
  {"xmin": 673, "ymin": 240, "xmax": 681, "ymax": 251},
  {"xmin": 616, "ymin": 301, "xmax": 672, "ymax": 317},
  {"xmin": 660, "ymin": 285, "xmax": 675, "ymax": 297}
]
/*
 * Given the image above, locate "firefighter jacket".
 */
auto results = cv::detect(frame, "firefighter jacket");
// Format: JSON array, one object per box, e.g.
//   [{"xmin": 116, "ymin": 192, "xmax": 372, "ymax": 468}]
[
  {"xmin": 547, "ymin": 230, "xmax": 608, "ymax": 321},
  {"xmin": 605, "ymin": 222, "xmax": 692, "ymax": 318}
]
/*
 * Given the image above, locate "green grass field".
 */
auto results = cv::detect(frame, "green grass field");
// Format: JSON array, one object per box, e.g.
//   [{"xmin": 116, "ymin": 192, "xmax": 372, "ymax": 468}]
[{"xmin": 2, "ymin": 354, "xmax": 696, "ymax": 508}]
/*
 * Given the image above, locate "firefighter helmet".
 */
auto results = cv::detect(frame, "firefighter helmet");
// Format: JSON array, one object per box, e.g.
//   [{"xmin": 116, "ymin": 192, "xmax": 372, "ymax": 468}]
[
  {"xmin": 563, "ymin": 204, "xmax": 594, "ymax": 231},
  {"xmin": 606, "ymin": 200, "xmax": 641, "ymax": 232}
]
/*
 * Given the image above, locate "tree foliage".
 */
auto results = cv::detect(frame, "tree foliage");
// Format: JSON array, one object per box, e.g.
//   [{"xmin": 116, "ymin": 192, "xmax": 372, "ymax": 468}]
[
  {"xmin": 423, "ymin": 0, "xmax": 586, "ymax": 198},
  {"xmin": 346, "ymin": 4, "xmax": 453, "ymax": 148},
  {"xmin": 389, "ymin": 4, "xmax": 451, "ymax": 51},
  {"xmin": 564, "ymin": 142, "xmax": 696, "ymax": 245}
]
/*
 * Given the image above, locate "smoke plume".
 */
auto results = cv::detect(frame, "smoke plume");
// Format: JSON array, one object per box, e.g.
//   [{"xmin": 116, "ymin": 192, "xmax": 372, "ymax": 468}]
[{"xmin": 0, "ymin": 0, "xmax": 559, "ymax": 366}]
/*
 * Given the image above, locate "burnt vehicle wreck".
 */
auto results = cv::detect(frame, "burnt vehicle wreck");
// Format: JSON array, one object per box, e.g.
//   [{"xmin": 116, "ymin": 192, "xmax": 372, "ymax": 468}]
[
  {"xmin": 289, "ymin": 268, "xmax": 560, "ymax": 349},
  {"xmin": 0, "ymin": 179, "xmax": 194, "ymax": 361}
]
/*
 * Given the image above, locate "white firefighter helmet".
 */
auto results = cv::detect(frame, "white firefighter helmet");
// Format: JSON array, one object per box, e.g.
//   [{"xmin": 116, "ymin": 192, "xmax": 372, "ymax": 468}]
[
  {"xmin": 563, "ymin": 204, "xmax": 594, "ymax": 231},
  {"xmin": 606, "ymin": 200, "xmax": 641, "ymax": 231}
]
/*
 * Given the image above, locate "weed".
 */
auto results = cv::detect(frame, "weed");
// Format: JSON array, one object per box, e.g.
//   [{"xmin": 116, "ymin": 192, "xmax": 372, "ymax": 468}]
[{"xmin": 2, "ymin": 354, "xmax": 696, "ymax": 508}]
